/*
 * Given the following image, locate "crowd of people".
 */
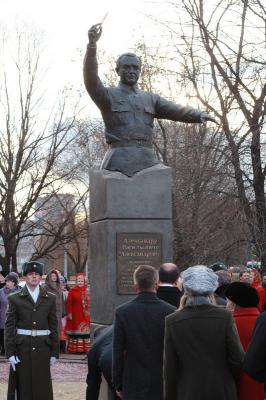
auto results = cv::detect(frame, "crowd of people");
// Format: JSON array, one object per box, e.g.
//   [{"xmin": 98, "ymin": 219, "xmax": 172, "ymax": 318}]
[
  {"xmin": 2, "ymin": 261, "xmax": 266, "ymax": 399},
  {"xmin": 0, "ymin": 262, "xmax": 90, "ymax": 400},
  {"xmin": 87, "ymin": 262, "xmax": 266, "ymax": 400}
]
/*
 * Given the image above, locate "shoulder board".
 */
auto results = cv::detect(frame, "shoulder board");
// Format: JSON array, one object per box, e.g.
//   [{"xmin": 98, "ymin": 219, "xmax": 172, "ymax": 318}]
[
  {"xmin": 8, "ymin": 291, "xmax": 21, "ymax": 298},
  {"xmin": 46, "ymin": 291, "xmax": 56, "ymax": 297}
]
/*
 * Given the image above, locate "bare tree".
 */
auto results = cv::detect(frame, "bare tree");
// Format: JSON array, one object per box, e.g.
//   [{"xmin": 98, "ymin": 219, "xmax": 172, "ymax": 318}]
[
  {"xmin": 159, "ymin": 0, "xmax": 266, "ymax": 267},
  {"xmin": 129, "ymin": 39, "xmax": 249, "ymax": 266},
  {"xmin": 169, "ymin": 123, "xmax": 250, "ymax": 267},
  {"xmin": 0, "ymin": 28, "xmax": 82, "ymax": 271},
  {"xmin": 30, "ymin": 191, "xmax": 89, "ymax": 274}
]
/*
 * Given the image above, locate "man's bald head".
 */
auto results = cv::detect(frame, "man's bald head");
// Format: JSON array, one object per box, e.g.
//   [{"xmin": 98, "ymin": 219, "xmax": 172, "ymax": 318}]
[{"xmin": 159, "ymin": 263, "xmax": 179, "ymax": 284}]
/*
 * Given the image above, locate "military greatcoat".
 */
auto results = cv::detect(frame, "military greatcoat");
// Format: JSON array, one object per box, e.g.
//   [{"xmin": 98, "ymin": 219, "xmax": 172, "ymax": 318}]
[{"xmin": 5, "ymin": 285, "xmax": 59, "ymax": 400}]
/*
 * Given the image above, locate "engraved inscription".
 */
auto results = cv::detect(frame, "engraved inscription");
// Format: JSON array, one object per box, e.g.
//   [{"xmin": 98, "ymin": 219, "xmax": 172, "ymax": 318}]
[{"xmin": 117, "ymin": 233, "xmax": 162, "ymax": 294}]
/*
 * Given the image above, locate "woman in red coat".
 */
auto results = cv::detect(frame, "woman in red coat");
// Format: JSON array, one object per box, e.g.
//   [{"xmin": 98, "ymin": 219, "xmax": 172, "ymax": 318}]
[
  {"xmin": 250, "ymin": 268, "xmax": 265, "ymax": 312},
  {"xmin": 66, "ymin": 272, "xmax": 90, "ymax": 352},
  {"xmin": 225, "ymin": 282, "xmax": 264, "ymax": 400}
]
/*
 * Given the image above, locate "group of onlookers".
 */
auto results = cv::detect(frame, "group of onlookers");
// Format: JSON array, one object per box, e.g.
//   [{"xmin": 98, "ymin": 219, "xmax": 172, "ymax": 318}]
[
  {"xmin": 0, "ymin": 267, "xmax": 90, "ymax": 357},
  {"xmin": 87, "ymin": 262, "xmax": 266, "ymax": 400},
  {"xmin": 2, "ymin": 262, "xmax": 92, "ymax": 400},
  {"xmin": 1, "ymin": 261, "xmax": 266, "ymax": 399},
  {"xmin": 239, "ymin": 268, "xmax": 266, "ymax": 311}
]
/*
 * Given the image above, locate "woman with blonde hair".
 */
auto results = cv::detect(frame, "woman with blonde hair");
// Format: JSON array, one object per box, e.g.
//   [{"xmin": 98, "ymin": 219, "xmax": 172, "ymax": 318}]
[
  {"xmin": 164, "ymin": 265, "xmax": 244, "ymax": 400},
  {"xmin": 65, "ymin": 272, "xmax": 90, "ymax": 353}
]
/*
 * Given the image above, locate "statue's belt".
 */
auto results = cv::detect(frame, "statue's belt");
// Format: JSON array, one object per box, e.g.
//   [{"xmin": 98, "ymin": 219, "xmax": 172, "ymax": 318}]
[{"xmin": 109, "ymin": 140, "xmax": 152, "ymax": 148}]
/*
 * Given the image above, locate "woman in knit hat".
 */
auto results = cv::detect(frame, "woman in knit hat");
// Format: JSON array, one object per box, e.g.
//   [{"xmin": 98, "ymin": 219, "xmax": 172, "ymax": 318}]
[
  {"xmin": 163, "ymin": 265, "xmax": 244, "ymax": 400},
  {"xmin": 225, "ymin": 282, "xmax": 264, "ymax": 400}
]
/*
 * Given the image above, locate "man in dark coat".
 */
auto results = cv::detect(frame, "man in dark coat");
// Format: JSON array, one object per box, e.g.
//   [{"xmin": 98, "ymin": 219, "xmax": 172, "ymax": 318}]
[
  {"xmin": 5, "ymin": 261, "xmax": 59, "ymax": 400},
  {"xmin": 243, "ymin": 311, "xmax": 266, "ymax": 382},
  {"xmin": 157, "ymin": 263, "xmax": 182, "ymax": 307},
  {"xmin": 86, "ymin": 325, "xmax": 119, "ymax": 400},
  {"xmin": 112, "ymin": 265, "xmax": 175, "ymax": 400}
]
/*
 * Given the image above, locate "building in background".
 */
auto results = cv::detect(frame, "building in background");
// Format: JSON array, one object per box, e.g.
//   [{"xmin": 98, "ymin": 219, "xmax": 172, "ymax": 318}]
[{"xmin": 33, "ymin": 194, "xmax": 76, "ymax": 276}]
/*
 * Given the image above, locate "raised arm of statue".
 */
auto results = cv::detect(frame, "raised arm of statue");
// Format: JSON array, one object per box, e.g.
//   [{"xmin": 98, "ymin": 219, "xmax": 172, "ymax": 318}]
[
  {"xmin": 88, "ymin": 24, "xmax": 102, "ymax": 47},
  {"xmin": 83, "ymin": 24, "xmax": 108, "ymax": 108}
]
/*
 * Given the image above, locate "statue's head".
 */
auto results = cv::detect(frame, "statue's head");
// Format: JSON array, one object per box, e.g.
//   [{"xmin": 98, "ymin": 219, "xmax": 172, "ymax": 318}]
[{"xmin": 116, "ymin": 53, "xmax": 141, "ymax": 86}]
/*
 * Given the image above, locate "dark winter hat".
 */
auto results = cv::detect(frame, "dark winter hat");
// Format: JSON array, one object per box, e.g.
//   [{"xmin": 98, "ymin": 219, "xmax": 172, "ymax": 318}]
[
  {"xmin": 209, "ymin": 262, "xmax": 227, "ymax": 272},
  {"xmin": 225, "ymin": 282, "xmax": 259, "ymax": 308},
  {"xmin": 5, "ymin": 272, "xmax": 18, "ymax": 286},
  {"xmin": 22, "ymin": 261, "xmax": 44, "ymax": 276}
]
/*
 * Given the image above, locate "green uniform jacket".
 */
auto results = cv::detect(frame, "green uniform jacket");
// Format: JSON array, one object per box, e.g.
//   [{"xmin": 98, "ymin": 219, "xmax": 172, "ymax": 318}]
[
  {"xmin": 163, "ymin": 304, "xmax": 244, "ymax": 400},
  {"xmin": 5, "ymin": 285, "xmax": 59, "ymax": 400}
]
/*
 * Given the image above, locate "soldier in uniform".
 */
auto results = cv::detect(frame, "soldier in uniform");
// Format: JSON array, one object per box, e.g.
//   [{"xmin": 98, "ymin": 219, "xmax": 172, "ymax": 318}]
[
  {"xmin": 83, "ymin": 24, "xmax": 218, "ymax": 177},
  {"xmin": 5, "ymin": 261, "xmax": 59, "ymax": 400}
]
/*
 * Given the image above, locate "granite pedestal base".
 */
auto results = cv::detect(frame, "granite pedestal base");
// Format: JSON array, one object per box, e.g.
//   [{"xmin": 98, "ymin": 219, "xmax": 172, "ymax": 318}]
[{"xmin": 89, "ymin": 164, "xmax": 173, "ymax": 326}]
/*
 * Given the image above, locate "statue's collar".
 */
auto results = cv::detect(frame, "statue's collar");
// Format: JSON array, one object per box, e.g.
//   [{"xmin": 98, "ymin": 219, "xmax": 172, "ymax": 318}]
[{"xmin": 118, "ymin": 82, "xmax": 138, "ymax": 94}]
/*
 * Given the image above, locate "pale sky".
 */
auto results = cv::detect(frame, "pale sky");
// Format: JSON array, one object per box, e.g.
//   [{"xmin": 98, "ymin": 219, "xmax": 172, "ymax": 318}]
[{"xmin": 0, "ymin": 0, "xmax": 167, "ymax": 115}]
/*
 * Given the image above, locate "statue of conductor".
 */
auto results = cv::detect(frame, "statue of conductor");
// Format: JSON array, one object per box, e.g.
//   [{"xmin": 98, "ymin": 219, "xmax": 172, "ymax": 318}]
[{"xmin": 83, "ymin": 23, "xmax": 217, "ymax": 177}]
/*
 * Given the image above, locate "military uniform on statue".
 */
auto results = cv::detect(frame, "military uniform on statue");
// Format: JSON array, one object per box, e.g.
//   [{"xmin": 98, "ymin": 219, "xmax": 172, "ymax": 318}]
[{"xmin": 66, "ymin": 272, "xmax": 91, "ymax": 353}]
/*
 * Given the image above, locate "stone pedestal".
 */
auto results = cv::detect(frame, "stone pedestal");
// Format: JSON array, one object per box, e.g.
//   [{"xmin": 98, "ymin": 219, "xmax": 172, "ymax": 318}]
[{"xmin": 89, "ymin": 164, "xmax": 173, "ymax": 325}]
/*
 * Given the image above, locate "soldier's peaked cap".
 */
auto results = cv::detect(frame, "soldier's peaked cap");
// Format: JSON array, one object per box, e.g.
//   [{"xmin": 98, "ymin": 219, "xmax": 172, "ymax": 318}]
[{"xmin": 22, "ymin": 261, "xmax": 44, "ymax": 276}]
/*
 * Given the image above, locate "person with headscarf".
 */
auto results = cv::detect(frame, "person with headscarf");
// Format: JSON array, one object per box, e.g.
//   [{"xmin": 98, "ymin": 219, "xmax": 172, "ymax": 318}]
[
  {"xmin": 0, "ymin": 273, "xmax": 20, "ymax": 355},
  {"xmin": 250, "ymin": 269, "xmax": 265, "ymax": 312},
  {"xmin": 66, "ymin": 272, "xmax": 90, "ymax": 353},
  {"xmin": 43, "ymin": 269, "xmax": 62, "ymax": 336},
  {"xmin": 225, "ymin": 282, "xmax": 264, "ymax": 400},
  {"xmin": 163, "ymin": 265, "xmax": 244, "ymax": 400}
]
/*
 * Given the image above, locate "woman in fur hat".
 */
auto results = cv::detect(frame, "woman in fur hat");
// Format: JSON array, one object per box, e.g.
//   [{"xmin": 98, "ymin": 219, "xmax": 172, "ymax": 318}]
[
  {"xmin": 225, "ymin": 282, "xmax": 264, "ymax": 400},
  {"xmin": 163, "ymin": 265, "xmax": 244, "ymax": 400}
]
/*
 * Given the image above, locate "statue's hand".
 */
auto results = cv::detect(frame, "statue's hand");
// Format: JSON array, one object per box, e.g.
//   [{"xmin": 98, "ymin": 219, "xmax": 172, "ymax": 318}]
[
  {"xmin": 200, "ymin": 112, "xmax": 219, "ymax": 125},
  {"xmin": 88, "ymin": 24, "xmax": 102, "ymax": 46}
]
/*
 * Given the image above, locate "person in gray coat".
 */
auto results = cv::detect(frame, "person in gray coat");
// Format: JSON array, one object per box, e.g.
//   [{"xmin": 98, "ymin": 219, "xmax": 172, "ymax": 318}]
[
  {"xmin": 113, "ymin": 265, "xmax": 175, "ymax": 400},
  {"xmin": 0, "ymin": 273, "xmax": 20, "ymax": 355},
  {"xmin": 164, "ymin": 265, "xmax": 244, "ymax": 400}
]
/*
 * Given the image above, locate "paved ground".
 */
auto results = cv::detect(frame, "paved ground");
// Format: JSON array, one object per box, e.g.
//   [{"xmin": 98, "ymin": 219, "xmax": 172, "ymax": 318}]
[{"xmin": 0, "ymin": 354, "xmax": 88, "ymax": 399}]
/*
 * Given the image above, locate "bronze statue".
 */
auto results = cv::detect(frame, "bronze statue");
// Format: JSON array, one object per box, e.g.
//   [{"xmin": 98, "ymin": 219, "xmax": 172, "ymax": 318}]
[{"xmin": 83, "ymin": 24, "xmax": 217, "ymax": 177}]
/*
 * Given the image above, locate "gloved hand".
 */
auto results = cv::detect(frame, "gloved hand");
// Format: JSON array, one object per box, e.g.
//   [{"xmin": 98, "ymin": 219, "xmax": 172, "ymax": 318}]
[
  {"xmin": 9, "ymin": 355, "xmax": 20, "ymax": 371},
  {"xmin": 50, "ymin": 356, "xmax": 57, "ymax": 366}
]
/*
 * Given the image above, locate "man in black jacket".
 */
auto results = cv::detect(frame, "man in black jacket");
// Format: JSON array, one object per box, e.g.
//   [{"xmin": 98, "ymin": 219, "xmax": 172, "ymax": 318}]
[
  {"xmin": 157, "ymin": 263, "xmax": 182, "ymax": 307},
  {"xmin": 113, "ymin": 265, "xmax": 175, "ymax": 400}
]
